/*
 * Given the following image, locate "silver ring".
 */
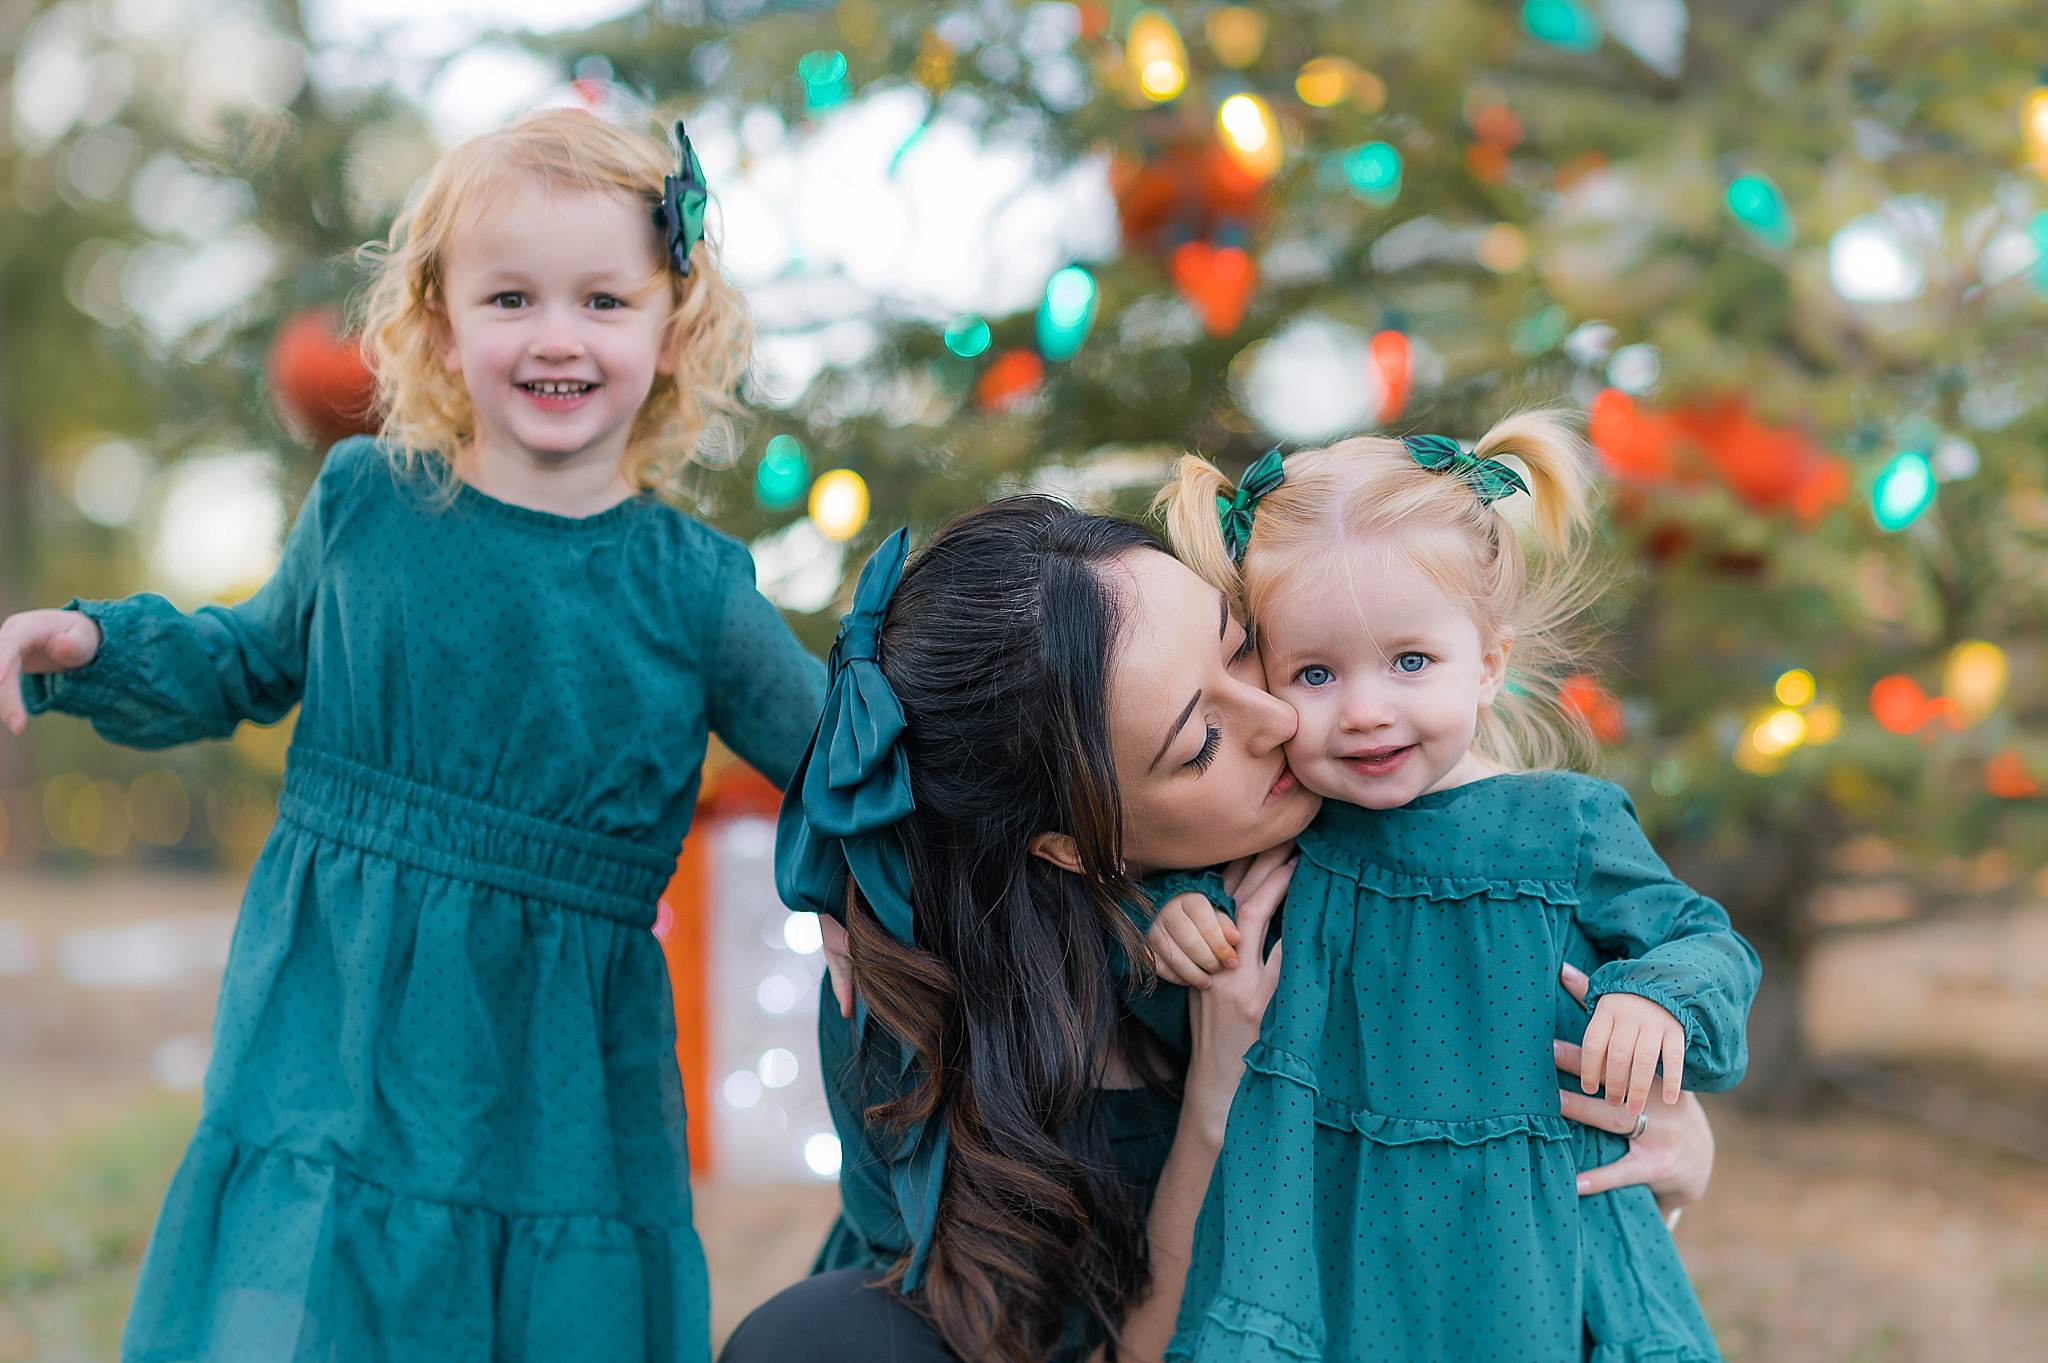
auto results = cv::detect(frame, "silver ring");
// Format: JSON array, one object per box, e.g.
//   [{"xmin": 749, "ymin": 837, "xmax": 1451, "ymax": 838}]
[{"xmin": 1629, "ymin": 1113, "xmax": 1650, "ymax": 1140}]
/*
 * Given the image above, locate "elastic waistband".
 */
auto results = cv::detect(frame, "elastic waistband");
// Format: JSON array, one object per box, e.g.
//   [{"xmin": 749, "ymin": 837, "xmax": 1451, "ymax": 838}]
[{"xmin": 278, "ymin": 749, "xmax": 674, "ymax": 926}]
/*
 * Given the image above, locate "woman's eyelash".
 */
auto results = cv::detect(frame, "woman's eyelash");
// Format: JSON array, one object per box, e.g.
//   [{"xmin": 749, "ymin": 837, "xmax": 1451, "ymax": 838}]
[
  {"xmin": 1187, "ymin": 723, "xmax": 1222, "ymax": 773},
  {"xmin": 1232, "ymin": 624, "xmax": 1257, "ymax": 661}
]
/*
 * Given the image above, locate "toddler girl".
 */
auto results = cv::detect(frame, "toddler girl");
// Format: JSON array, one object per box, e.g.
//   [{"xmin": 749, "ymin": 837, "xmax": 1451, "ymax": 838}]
[
  {"xmin": 1148, "ymin": 414, "xmax": 1758, "ymax": 1362},
  {"xmin": 0, "ymin": 111, "xmax": 823, "ymax": 1362}
]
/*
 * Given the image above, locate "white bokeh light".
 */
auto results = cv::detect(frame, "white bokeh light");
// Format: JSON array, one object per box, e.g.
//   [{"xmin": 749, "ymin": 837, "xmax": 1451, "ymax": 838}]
[
  {"xmin": 73, "ymin": 440, "xmax": 151, "ymax": 526},
  {"xmin": 1238, "ymin": 316, "xmax": 1382, "ymax": 443},
  {"xmin": 803, "ymin": 1132, "xmax": 843, "ymax": 1178},
  {"xmin": 149, "ymin": 451, "xmax": 283, "ymax": 601},
  {"xmin": 1829, "ymin": 214, "xmax": 1925, "ymax": 303},
  {"xmin": 782, "ymin": 912, "xmax": 824, "ymax": 955},
  {"xmin": 757, "ymin": 1048, "xmax": 800, "ymax": 1089}
]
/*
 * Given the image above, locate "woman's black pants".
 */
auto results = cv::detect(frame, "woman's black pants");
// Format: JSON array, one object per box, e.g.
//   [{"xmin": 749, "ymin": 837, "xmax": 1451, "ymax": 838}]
[{"xmin": 718, "ymin": 1269, "xmax": 961, "ymax": 1363}]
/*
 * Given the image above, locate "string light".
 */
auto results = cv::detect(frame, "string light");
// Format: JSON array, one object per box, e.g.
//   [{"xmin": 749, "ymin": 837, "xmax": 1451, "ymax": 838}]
[
  {"xmin": 1037, "ymin": 266, "xmax": 1099, "ymax": 361},
  {"xmin": 1340, "ymin": 141, "xmax": 1401, "ymax": 205},
  {"xmin": 1870, "ymin": 449, "xmax": 1935, "ymax": 531},
  {"xmin": 1774, "ymin": 668, "xmax": 1816, "ymax": 708},
  {"xmin": 943, "ymin": 315, "xmax": 991, "ymax": 357},
  {"xmin": 756, "ymin": 435, "xmax": 809, "ymax": 510},
  {"xmin": 1126, "ymin": 9, "xmax": 1188, "ymax": 103},
  {"xmin": 2024, "ymin": 77, "xmax": 2048, "ymax": 178},
  {"xmin": 1204, "ymin": 6, "xmax": 1265, "ymax": 68},
  {"xmin": 1523, "ymin": 0, "xmax": 1602, "ymax": 52},
  {"xmin": 798, "ymin": 50, "xmax": 850, "ymax": 112},
  {"xmin": 1726, "ymin": 175, "xmax": 1794, "ymax": 249},
  {"xmin": 1943, "ymin": 640, "xmax": 2008, "ymax": 727},
  {"xmin": 808, "ymin": 469, "xmax": 870, "ymax": 542},
  {"xmin": 1217, "ymin": 93, "xmax": 1283, "ymax": 181}
]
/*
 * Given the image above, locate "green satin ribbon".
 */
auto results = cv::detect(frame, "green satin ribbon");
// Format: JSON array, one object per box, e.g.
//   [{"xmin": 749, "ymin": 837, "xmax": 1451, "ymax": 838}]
[
  {"xmin": 653, "ymin": 120, "xmax": 708, "ymax": 277},
  {"xmin": 1216, "ymin": 446, "xmax": 1287, "ymax": 564},
  {"xmin": 773, "ymin": 528, "xmax": 951, "ymax": 1289},
  {"xmin": 1401, "ymin": 433, "xmax": 1529, "ymax": 505}
]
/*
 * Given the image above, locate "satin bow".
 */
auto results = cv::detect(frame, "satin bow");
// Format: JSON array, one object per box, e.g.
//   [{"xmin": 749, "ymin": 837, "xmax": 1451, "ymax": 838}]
[
  {"xmin": 653, "ymin": 120, "xmax": 708, "ymax": 277},
  {"xmin": 772, "ymin": 529, "xmax": 949, "ymax": 1287},
  {"xmin": 1401, "ymin": 433, "xmax": 1529, "ymax": 505},
  {"xmin": 1215, "ymin": 445, "xmax": 1286, "ymax": 564}
]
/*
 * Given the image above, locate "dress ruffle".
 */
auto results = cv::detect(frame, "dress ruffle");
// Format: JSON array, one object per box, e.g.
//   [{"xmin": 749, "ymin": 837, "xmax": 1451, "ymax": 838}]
[
  {"xmin": 1246, "ymin": 1042, "xmax": 1576, "ymax": 1145},
  {"xmin": 1166, "ymin": 1295, "xmax": 1323, "ymax": 1363},
  {"xmin": 126, "ymin": 1124, "xmax": 710, "ymax": 1363}
]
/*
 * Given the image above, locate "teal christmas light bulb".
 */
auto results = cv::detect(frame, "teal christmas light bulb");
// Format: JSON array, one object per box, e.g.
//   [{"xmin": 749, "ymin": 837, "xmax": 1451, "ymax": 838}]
[
  {"xmin": 1871, "ymin": 450, "xmax": 1935, "ymax": 531},
  {"xmin": 757, "ymin": 434, "xmax": 810, "ymax": 509},
  {"xmin": 1341, "ymin": 142, "xmax": 1401, "ymax": 206},
  {"xmin": 798, "ymin": 50, "xmax": 850, "ymax": 112},
  {"xmin": 1522, "ymin": 0, "xmax": 1602, "ymax": 52},
  {"xmin": 1726, "ymin": 175, "xmax": 1795, "ymax": 249},
  {"xmin": 2030, "ymin": 209, "xmax": 2048, "ymax": 297},
  {"xmin": 943, "ymin": 315, "xmax": 991, "ymax": 358},
  {"xmin": 1036, "ymin": 266, "xmax": 1098, "ymax": 361}
]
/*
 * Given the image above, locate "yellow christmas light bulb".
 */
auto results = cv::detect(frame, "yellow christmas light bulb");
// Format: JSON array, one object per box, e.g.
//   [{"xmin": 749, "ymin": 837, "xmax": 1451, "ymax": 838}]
[
  {"xmin": 2025, "ymin": 87, "xmax": 2048, "ymax": 178},
  {"xmin": 1943, "ymin": 639, "xmax": 2008, "ymax": 727},
  {"xmin": 1774, "ymin": 668, "xmax": 1816, "ymax": 708},
  {"xmin": 1216, "ymin": 93, "xmax": 1283, "ymax": 180},
  {"xmin": 1804, "ymin": 703, "xmax": 1842, "ymax": 745},
  {"xmin": 1751, "ymin": 708, "xmax": 1808, "ymax": 756},
  {"xmin": 808, "ymin": 469, "xmax": 870, "ymax": 542},
  {"xmin": 1295, "ymin": 55, "xmax": 1355, "ymax": 108},
  {"xmin": 1127, "ymin": 10, "xmax": 1187, "ymax": 103},
  {"xmin": 1205, "ymin": 6, "xmax": 1266, "ymax": 69}
]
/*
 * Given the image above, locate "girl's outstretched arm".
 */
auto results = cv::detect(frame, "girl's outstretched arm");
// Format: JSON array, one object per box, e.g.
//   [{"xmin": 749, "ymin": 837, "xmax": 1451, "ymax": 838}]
[
  {"xmin": 704, "ymin": 544, "xmax": 828, "ymax": 791},
  {"xmin": 1109, "ymin": 845, "xmax": 1294, "ymax": 1363},
  {"xmin": 0, "ymin": 610, "xmax": 102, "ymax": 733},
  {"xmin": 13, "ymin": 454, "xmax": 339, "ymax": 748}
]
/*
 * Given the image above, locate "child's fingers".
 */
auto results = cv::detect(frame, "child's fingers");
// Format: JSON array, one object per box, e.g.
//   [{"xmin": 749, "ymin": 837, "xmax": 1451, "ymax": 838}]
[
  {"xmin": 1603, "ymin": 1020, "xmax": 1641, "ymax": 1106},
  {"xmin": 1182, "ymin": 897, "xmax": 1240, "ymax": 969},
  {"xmin": 1149, "ymin": 932, "xmax": 1212, "ymax": 989},
  {"xmin": 1578, "ymin": 1014, "xmax": 1612, "ymax": 1095},
  {"xmin": 1162, "ymin": 912, "xmax": 1225, "ymax": 973},
  {"xmin": 1663, "ymin": 1026, "xmax": 1686, "ymax": 1103},
  {"xmin": 1625, "ymin": 1036, "xmax": 1660, "ymax": 1114}
]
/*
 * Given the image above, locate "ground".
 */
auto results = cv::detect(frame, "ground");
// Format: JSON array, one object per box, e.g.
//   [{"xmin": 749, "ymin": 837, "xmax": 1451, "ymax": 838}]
[{"xmin": 4, "ymin": 874, "xmax": 2046, "ymax": 1361}]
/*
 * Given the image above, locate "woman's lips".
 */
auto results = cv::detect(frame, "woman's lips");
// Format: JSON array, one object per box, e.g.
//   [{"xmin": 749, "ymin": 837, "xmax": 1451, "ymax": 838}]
[
  {"xmin": 1265, "ymin": 763, "xmax": 1298, "ymax": 802},
  {"xmin": 1339, "ymin": 744, "xmax": 1414, "ymax": 777}
]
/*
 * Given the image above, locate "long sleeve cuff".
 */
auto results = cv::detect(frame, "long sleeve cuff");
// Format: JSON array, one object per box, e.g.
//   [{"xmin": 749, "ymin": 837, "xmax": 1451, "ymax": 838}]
[{"xmin": 22, "ymin": 598, "xmax": 139, "ymax": 718}]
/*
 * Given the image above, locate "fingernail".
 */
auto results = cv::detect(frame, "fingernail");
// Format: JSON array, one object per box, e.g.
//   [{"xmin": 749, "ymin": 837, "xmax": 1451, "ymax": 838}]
[{"xmin": 1576, "ymin": 1176, "xmax": 1591, "ymax": 1194}]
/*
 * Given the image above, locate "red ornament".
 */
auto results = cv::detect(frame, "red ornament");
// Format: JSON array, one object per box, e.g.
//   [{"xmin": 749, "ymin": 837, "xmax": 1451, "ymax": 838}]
[
  {"xmin": 1985, "ymin": 750, "xmax": 2041, "ymax": 799},
  {"xmin": 1113, "ymin": 143, "xmax": 1269, "ymax": 256},
  {"xmin": 1463, "ymin": 143, "xmax": 1510, "ymax": 184},
  {"xmin": 270, "ymin": 307, "xmax": 379, "ymax": 447},
  {"xmin": 1170, "ymin": 242, "xmax": 1257, "ymax": 337},
  {"xmin": 1870, "ymin": 675, "xmax": 1955, "ymax": 735},
  {"xmin": 1468, "ymin": 104, "xmax": 1526, "ymax": 148},
  {"xmin": 1588, "ymin": 389, "xmax": 1677, "ymax": 481},
  {"xmin": 975, "ymin": 348, "xmax": 1045, "ymax": 412},
  {"xmin": 1558, "ymin": 673, "xmax": 1627, "ymax": 744},
  {"xmin": 1370, "ymin": 330, "xmax": 1411, "ymax": 423}
]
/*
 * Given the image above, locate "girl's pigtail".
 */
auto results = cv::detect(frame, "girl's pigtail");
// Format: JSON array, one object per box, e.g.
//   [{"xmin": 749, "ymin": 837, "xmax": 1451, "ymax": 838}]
[
  {"xmin": 1153, "ymin": 454, "xmax": 1248, "ymax": 617},
  {"xmin": 1470, "ymin": 409, "xmax": 1593, "ymax": 553}
]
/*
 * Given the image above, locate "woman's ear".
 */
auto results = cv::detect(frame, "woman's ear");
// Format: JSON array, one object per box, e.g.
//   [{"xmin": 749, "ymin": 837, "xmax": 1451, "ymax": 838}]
[{"xmin": 1029, "ymin": 832, "xmax": 1085, "ymax": 874}]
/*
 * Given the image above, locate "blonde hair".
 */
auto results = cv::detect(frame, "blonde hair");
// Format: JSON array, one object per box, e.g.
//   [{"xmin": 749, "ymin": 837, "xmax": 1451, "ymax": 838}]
[
  {"xmin": 1156, "ymin": 411, "xmax": 1604, "ymax": 771},
  {"xmin": 356, "ymin": 109, "xmax": 752, "ymax": 498}
]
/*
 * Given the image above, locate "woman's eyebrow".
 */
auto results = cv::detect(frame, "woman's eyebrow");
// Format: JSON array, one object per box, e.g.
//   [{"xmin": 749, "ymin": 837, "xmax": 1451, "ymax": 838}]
[
  {"xmin": 1152, "ymin": 691, "xmax": 1203, "ymax": 772},
  {"xmin": 1218, "ymin": 592, "xmax": 1229, "ymax": 640}
]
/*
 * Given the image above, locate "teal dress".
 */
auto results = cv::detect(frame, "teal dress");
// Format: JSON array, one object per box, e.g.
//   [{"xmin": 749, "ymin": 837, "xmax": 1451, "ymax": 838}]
[
  {"xmin": 1168, "ymin": 773, "xmax": 1759, "ymax": 1363},
  {"xmin": 23, "ymin": 438, "xmax": 826, "ymax": 1363}
]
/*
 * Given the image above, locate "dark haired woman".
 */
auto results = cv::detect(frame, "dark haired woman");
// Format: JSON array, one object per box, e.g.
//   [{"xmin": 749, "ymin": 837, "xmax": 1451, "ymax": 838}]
[{"xmin": 719, "ymin": 500, "xmax": 1715, "ymax": 1363}]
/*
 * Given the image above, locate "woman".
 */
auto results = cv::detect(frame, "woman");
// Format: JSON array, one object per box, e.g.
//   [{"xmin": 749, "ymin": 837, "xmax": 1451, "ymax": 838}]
[{"xmin": 722, "ymin": 499, "xmax": 1714, "ymax": 1363}]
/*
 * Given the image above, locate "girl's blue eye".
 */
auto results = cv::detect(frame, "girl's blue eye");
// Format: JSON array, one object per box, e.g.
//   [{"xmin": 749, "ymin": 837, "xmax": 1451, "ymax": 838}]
[
  {"xmin": 490, "ymin": 292, "xmax": 526, "ymax": 309},
  {"xmin": 1298, "ymin": 665, "xmax": 1334, "ymax": 688},
  {"xmin": 1395, "ymin": 653, "xmax": 1428, "ymax": 674},
  {"xmin": 589, "ymin": 293, "xmax": 624, "ymax": 310}
]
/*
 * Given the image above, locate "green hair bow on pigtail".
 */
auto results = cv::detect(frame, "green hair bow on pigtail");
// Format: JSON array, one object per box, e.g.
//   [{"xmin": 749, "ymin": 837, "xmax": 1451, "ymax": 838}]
[
  {"xmin": 1401, "ymin": 433, "xmax": 1528, "ymax": 505},
  {"xmin": 1216, "ymin": 446, "xmax": 1287, "ymax": 565}
]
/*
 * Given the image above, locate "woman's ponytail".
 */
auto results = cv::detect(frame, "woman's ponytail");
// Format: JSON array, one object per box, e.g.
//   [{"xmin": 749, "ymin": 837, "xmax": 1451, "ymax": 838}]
[{"xmin": 1470, "ymin": 409, "xmax": 1594, "ymax": 553}]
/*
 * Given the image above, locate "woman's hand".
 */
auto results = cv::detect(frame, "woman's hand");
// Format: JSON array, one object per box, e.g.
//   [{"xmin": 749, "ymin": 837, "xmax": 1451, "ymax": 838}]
[
  {"xmin": 1556, "ymin": 961, "xmax": 1716, "ymax": 1212},
  {"xmin": 0, "ymin": 609, "xmax": 102, "ymax": 734},
  {"xmin": 1182, "ymin": 845, "xmax": 1293, "ymax": 1147}
]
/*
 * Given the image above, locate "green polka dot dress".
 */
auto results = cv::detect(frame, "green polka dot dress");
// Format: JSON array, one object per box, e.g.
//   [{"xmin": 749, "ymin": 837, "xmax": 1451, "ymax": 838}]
[
  {"xmin": 1167, "ymin": 773, "xmax": 1759, "ymax": 1363},
  {"xmin": 23, "ymin": 438, "xmax": 826, "ymax": 1362}
]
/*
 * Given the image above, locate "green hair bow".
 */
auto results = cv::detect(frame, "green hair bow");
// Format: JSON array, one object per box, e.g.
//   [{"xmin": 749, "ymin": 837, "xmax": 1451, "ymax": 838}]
[
  {"xmin": 1216, "ymin": 446, "xmax": 1286, "ymax": 564},
  {"xmin": 1401, "ymin": 433, "xmax": 1528, "ymax": 505},
  {"xmin": 653, "ymin": 120, "xmax": 708, "ymax": 277}
]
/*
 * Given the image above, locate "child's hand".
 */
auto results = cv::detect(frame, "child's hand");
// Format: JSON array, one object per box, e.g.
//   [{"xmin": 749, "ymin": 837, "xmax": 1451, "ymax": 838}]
[
  {"xmin": 0, "ymin": 610, "xmax": 103, "ymax": 734},
  {"xmin": 1146, "ymin": 891, "xmax": 1242, "ymax": 988},
  {"xmin": 1578, "ymin": 991, "xmax": 1687, "ymax": 1113}
]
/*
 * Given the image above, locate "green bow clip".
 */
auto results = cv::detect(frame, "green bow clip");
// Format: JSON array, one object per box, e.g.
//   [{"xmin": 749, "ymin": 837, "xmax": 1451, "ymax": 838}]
[
  {"xmin": 1216, "ymin": 446, "xmax": 1287, "ymax": 564},
  {"xmin": 653, "ymin": 120, "xmax": 708, "ymax": 277},
  {"xmin": 1401, "ymin": 433, "xmax": 1529, "ymax": 505}
]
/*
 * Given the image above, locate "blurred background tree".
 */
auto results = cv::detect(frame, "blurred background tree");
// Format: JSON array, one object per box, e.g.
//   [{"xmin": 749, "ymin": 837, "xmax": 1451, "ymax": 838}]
[{"xmin": 9, "ymin": 0, "xmax": 2048, "ymax": 1104}]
